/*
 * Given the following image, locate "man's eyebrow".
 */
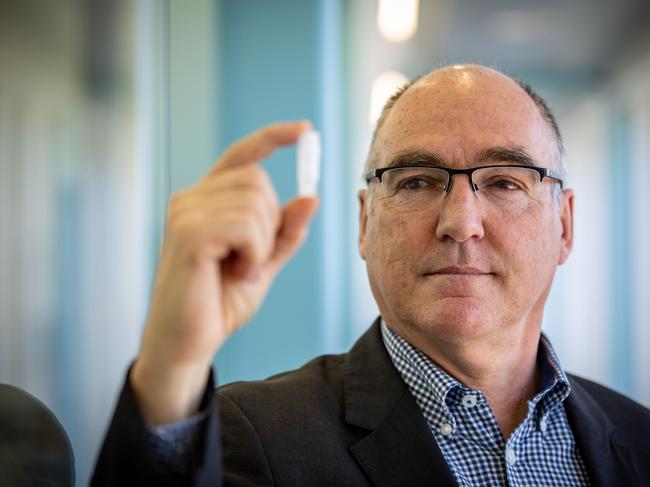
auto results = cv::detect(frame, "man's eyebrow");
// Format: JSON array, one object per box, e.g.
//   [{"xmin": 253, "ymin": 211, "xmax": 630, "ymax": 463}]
[
  {"xmin": 385, "ymin": 151, "xmax": 448, "ymax": 168},
  {"xmin": 382, "ymin": 147, "xmax": 537, "ymax": 170},
  {"xmin": 477, "ymin": 147, "xmax": 535, "ymax": 166}
]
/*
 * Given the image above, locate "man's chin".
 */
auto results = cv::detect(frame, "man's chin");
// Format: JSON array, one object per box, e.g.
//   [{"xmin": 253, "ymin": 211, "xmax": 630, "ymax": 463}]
[{"xmin": 406, "ymin": 302, "xmax": 495, "ymax": 344}]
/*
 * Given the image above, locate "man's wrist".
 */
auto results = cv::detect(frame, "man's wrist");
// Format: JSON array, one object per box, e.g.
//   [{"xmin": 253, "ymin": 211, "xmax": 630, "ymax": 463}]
[{"xmin": 131, "ymin": 354, "xmax": 212, "ymax": 426}]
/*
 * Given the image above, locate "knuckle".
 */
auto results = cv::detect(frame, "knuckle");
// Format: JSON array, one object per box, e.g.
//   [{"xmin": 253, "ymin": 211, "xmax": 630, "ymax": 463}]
[
  {"xmin": 166, "ymin": 198, "xmax": 188, "ymax": 225},
  {"xmin": 258, "ymin": 124, "xmax": 277, "ymax": 140},
  {"xmin": 255, "ymin": 129, "xmax": 274, "ymax": 150},
  {"xmin": 167, "ymin": 211, "xmax": 196, "ymax": 236},
  {"xmin": 235, "ymin": 167, "xmax": 274, "ymax": 201},
  {"xmin": 228, "ymin": 138, "xmax": 247, "ymax": 155},
  {"xmin": 167, "ymin": 190, "xmax": 185, "ymax": 211},
  {"xmin": 240, "ymin": 212, "xmax": 259, "ymax": 233},
  {"xmin": 247, "ymin": 166, "xmax": 270, "ymax": 188}
]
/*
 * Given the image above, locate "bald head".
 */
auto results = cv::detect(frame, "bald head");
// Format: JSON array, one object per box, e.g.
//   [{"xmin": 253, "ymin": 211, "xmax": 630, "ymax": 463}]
[{"xmin": 366, "ymin": 65, "xmax": 565, "ymax": 180}]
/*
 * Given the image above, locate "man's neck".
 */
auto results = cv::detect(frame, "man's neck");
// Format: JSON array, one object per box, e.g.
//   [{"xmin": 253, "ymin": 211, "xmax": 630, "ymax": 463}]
[{"xmin": 391, "ymin": 322, "xmax": 541, "ymax": 439}]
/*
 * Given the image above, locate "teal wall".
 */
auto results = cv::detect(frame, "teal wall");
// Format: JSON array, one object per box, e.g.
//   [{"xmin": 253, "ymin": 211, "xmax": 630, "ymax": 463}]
[
  {"xmin": 214, "ymin": 0, "xmax": 345, "ymax": 384},
  {"xmin": 609, "ymin": 104, "xmax": 634, "ymax": 395},
  {"xmin": 159, "ymin": 0, "xmax": 351, "ymax": 384}
]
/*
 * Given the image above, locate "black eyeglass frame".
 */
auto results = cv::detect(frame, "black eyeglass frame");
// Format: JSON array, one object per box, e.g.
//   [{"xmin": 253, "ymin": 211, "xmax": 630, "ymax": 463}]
[{"xmin": 364, "ymin": 164, "xmax": 565, "ymax": 191}]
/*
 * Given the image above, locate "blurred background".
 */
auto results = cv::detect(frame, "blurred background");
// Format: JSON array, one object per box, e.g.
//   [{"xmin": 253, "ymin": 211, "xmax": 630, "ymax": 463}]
[{"xmin": 1, "ymin": 0, "xmax": 649, "ymax": 483}]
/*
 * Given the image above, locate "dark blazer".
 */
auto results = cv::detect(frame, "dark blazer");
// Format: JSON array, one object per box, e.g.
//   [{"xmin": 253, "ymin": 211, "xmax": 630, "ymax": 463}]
[{"xmin": 92, "ymin": 320, "xmax": 650, "ymax": 486}]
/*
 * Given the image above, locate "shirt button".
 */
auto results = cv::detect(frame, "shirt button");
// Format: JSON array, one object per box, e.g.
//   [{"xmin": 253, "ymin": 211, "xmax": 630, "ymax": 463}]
[
  {"xmin": 461, "ymin": 394, "xmax": 478, "ymax": 408},
  {"xmin": 439, "ymin": 422, "xmax": 453, "ymax": 436},
  {"xmin": 506, "ymin": 447, "xmax": 517, "ymax": 466}
]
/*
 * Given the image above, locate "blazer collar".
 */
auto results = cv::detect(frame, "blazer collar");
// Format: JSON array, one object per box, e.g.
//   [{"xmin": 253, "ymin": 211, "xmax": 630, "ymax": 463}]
[
  {"xmin": 565, "ymin": 375, "xmax": 636, "ymax": 487},
  {"xmin": 343, "ymin": 318, "xmax": 457, "ymax": 487}
]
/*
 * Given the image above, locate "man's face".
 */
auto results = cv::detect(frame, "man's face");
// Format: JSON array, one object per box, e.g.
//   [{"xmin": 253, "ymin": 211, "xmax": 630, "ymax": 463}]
[{"xmin": 358, "ymin": 67, "xmax": 574, "ymax": 347}]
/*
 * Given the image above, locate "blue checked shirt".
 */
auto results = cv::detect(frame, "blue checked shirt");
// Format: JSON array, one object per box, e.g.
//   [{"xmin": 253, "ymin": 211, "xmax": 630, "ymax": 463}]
[
  {"xmin": 145, "ymin": 409, "xmax": 207, "ymax": 473},
  {"xmin": 381, "ymin": 320, "xmax": 590, "ymax": 486}
]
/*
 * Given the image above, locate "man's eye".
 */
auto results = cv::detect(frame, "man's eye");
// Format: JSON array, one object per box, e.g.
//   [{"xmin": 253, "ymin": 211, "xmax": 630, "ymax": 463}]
[
  {"xmin": 397, "ymin": 177, "xmax": 437, "ymax": 191},
  {"xmin": 488, "ymin": 179, "xmax": 524, "ymax": 191}
]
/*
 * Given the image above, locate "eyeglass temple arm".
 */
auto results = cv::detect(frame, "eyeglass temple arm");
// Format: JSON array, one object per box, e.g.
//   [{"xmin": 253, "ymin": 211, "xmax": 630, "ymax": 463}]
[{"xmin": 542, "ymin": 168, "xmax": 565, "ymax": 188}]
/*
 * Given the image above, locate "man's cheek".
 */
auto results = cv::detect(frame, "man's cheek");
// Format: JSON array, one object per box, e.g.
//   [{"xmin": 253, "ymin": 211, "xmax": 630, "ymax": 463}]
[{"xmin": 367, "ymin": 232, "xmax": 410, "ymax": 279}]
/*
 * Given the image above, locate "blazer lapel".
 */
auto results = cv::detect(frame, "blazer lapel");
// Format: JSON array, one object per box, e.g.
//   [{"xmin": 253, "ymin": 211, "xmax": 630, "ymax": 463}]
[
  {"xmin": 565, "ymin": 376, "xmax": 635, "ymax": 487},
  {"xmin": 344, "ymin": 319, "xmax": 457, "ymax": 487}
]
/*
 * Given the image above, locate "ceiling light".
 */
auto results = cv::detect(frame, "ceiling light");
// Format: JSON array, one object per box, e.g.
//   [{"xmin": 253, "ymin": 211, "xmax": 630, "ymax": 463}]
[{"xmin": 377, "ymin": 0, "xmax": 419, "ymax": 43}]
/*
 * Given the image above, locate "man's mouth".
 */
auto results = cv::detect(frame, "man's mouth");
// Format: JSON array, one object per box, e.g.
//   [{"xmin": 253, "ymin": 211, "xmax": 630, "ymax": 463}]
[{"xmin": 428, "ymin": 266, "xmax": 491, "ymax": 275}]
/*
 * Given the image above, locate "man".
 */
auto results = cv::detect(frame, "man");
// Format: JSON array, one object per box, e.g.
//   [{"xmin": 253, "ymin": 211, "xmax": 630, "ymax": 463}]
[{"xmin": 92, "ymin": 65, "xmax": 650, "ymax": 486}]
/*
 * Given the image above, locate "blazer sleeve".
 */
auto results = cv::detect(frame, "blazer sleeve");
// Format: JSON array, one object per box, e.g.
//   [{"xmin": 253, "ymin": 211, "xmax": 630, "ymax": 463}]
[{"xmin": 90, "ymin": 367, "xmax": 223, "ymax": 487}]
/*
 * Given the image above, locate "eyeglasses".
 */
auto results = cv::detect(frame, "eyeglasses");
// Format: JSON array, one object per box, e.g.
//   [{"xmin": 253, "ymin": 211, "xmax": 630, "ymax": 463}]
[{"xmin": 364, "ymin": 164, "xmax": 564, "ymax": 211}]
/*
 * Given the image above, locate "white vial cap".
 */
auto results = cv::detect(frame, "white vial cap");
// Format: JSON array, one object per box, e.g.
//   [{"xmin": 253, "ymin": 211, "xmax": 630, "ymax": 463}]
[{"xmin": 297, "ymin": 130, "xmax": 321, "ymax": 196}]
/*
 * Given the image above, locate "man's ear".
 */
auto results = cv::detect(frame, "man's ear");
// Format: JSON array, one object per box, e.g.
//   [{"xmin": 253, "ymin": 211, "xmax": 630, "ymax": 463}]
[
  {"xmin": 558, "ymin": 188, "xmax": 574, "ymax": 265},
  {"xmin": 358, "ymin": 189, "xmax": 368, "ymax": 261}
]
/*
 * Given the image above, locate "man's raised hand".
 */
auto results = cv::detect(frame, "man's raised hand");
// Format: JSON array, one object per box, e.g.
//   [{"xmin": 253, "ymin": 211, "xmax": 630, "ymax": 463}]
[{"xmin": 131, "ymin": 121, "xmax": 319, "ymax": 425}]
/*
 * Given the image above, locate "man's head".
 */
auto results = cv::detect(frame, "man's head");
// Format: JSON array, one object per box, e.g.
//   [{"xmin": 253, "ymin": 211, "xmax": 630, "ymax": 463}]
[{"xmin": 358, "ymin": 64, "xmax": 574, "ymax": 349}]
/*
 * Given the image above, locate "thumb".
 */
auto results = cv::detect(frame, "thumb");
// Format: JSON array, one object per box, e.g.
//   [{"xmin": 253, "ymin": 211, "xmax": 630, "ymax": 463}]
[{"xmin": 268, "ymin": 196, "xmax": 319, "ymax": 273}]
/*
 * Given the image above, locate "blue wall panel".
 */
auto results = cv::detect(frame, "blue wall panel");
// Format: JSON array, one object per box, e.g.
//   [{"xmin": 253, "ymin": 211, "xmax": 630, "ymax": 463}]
[
  {"xmin": 609, "ymin": 104, "xmax": 634, "ymax": 395},
  {"xmin": 214, "ymin": 0, "xmax": 332, "ymax": 384}
]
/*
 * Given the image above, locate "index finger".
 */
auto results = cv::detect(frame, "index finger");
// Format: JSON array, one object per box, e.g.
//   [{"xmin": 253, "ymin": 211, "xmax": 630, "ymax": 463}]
[{"xmin": 215, "ymin": 121, "xmax": 312, "ymax": 171}]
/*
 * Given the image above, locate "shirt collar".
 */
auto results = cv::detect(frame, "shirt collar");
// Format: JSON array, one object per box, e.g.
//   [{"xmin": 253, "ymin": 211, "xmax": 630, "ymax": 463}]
[
  {"xmin": 381, "ymin": 319, "xmax": 571, "ymax": 423},
  {"xmin": 533, "ymin": 333, "xmax": 571, "ymax": 422},
  {"xmin": 381, "ymin": 320, "xmax": 461, "ymax": 407},
  {"xmin": 538, "ymin": 333, "xmax": 571, "ymax": 394}
]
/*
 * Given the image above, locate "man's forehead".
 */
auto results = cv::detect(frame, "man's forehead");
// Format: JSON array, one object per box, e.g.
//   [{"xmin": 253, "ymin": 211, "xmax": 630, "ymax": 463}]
[
  {"xmin": 401, "ymin": 65, "xmax": 529, "ymax": 106},
  {"xmin": 373, "ymin": 67, "xmax": 554, "ymax": 167}
]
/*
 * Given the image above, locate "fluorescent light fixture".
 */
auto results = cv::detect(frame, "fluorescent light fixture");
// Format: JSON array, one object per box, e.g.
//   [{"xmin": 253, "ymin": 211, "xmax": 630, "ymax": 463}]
[
  {"xmin": 369, "ymin": 70, "xmax": 409, "ymax": 126},
  {"xmin": 377, "ymin": 0, "xmax": 419, "ymax": 43}
]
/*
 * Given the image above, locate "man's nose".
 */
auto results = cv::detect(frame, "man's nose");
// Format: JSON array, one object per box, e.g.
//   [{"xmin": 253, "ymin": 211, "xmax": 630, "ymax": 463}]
[{"xmin": 434, "ymin": 174, "xmax": 485, "ymax": 242}]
